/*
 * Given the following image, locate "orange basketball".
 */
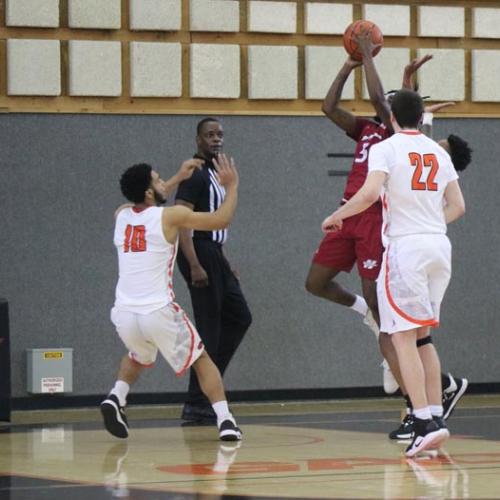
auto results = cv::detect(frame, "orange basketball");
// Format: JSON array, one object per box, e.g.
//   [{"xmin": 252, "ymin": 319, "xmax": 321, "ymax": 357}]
[{"xmin": 343, "ymin": 20, "xmax": 383, "ymax": 61}]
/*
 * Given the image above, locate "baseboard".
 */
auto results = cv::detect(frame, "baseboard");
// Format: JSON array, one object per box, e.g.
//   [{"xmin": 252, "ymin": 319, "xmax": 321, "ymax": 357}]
[{"xmin": 8, "ymin": 382, "xmax": 500, "ymax": 412}]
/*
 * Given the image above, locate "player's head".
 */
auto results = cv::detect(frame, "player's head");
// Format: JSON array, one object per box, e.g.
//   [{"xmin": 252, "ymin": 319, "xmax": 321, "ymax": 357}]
[
  {"xmin": 390, "ymin": 89, "xmax": 424, "ymax": 129},
  {"xmin": 196, "ymin": 118, "xmax": 223, "ymax": 159},
  {"xmin": 120, "ymin": 163, "xmax": 167, "ymax": 205},
  {"xmin": 438, "ymin": 134, "xmax": 472, "ymax": 172}
]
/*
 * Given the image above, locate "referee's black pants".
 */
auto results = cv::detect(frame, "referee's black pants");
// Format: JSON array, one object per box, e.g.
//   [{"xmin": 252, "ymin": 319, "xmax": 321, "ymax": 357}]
[{"xmin": 177, "ymin": 239, "xmax": 252, "ymax": 406}]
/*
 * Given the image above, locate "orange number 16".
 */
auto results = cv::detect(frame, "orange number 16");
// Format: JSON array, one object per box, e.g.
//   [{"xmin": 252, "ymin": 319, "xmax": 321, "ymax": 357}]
[
  {"xmin": 124, "ymin": 224, "xmax": 147, "ymax": 252},
  {"xmin": 409, "ymin": 152, "xmax": 439, "ymax": 191}
]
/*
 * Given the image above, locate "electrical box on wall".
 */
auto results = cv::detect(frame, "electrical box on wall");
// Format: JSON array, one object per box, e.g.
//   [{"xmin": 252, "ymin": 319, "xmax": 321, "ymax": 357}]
[{"xmin": 26, "ymin": 348, "xmax": 73, "ymax": 394}]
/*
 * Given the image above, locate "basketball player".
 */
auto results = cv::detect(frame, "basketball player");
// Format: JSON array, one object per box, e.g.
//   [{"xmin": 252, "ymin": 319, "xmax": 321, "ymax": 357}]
[
  {"xmin": 321, "ymin": 89, "xmax": 465, "ymax": 456},
  {"xmin": 100, "ymin": 154, "xmax": 242, "ymax": 442},
  {"xmin": 305, "ymin": 31, "xmax": 429, "ymax": 391}
]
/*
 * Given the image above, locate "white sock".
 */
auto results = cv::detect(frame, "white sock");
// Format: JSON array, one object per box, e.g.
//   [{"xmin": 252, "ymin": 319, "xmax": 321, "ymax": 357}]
[
  {"xmin": 429, "ymin": 405, "xmax": 443, "ymax": 417},
  {"xmin": 110, "ymin": 380, "xmax": 130, "ymax": 407},
  {"xmin": 414, "ymin": 407, "xmax": 432, "ymax": 421},
  {"xmin": 212, "ymin": 400, "xmax": 234, "ymax": 427},
  {"xmin": 350, "ymin": 295, "xmax": 368, "ymax": 316}
]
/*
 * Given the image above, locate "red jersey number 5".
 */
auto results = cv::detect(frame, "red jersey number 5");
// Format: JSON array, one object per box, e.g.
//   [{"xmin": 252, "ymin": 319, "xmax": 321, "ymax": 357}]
[
  {"xmin": 409, "ymin": 152, "xmax": 439, "ymax": 191},
  {"xmin": 124, "ymin": 224, "xmax": 147, "ymax": 252}
]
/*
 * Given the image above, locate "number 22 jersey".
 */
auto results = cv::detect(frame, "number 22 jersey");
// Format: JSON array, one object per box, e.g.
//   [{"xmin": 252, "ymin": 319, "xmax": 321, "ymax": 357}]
[{"xmin": 368, "ymin": 130, "xmax": 458, "ymax": 244}]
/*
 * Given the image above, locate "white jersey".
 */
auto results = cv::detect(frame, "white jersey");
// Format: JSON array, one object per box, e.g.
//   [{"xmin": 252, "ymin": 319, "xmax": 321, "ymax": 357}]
[
  {"xmin": 113, "ymin": 206, "xmax": 176, "ymax": 314},
  {"xmin": 368, "ymin": 130, "xmax": 458, "ymax": 244}
]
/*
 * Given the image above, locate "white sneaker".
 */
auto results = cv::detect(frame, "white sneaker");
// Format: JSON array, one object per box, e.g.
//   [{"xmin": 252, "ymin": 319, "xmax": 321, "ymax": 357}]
[
  {"xmin": 363, "ymin": 309, "xmax": 379, "ymax": 339},
  {"xmin": 382, "ymin": 359, "xmax": 399, "ymax": 394}
]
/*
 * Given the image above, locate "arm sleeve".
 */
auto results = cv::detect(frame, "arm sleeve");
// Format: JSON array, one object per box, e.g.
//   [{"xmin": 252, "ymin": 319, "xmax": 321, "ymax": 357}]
[
  {"xmin": 346, "ymin": 118, "xmax": 372, "ymax": 141},
  {"xmin": 174, "ymin": 169, "xmax": 205, "ymax": 205},
  {"xmin": 368, "ymin": 141, "xmax": 391, "ymax": 174}
]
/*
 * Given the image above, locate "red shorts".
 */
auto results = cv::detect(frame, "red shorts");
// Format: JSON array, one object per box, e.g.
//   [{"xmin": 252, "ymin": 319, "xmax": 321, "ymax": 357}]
[{"xmin": 312, "ymin": 209, "xmax": 383, "ymax": 280}]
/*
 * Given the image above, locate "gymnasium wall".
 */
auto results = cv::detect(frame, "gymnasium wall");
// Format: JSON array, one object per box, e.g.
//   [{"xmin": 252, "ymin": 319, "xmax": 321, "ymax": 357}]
[
  {"xmin": 1, "ymin": 113, "xmax": 499, "ymax": 398},
  {"xmin": 2, "ymin": 1, "xmax": 500, "ymax": 401}
]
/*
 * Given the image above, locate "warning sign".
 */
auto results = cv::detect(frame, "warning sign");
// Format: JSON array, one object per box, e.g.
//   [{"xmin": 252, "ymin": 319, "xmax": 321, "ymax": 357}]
[
  {"xmin": 43, "ymin": 351, "xmax": 64, "ymax": 360},
  {"xmin": 41, "ymin": 377, "xmax": 64, "ymax": 393}
]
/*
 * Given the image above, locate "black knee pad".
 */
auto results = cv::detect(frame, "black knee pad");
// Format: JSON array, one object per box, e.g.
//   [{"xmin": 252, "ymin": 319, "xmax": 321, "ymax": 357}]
[{"xmin": 417, "ymin": 336, "xmax": 433, "ymax": 348}]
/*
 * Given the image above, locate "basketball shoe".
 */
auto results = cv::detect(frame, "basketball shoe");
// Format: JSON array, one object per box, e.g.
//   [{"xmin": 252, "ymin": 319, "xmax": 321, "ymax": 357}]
[
  {"xmin": 100, "ymin": 394, "xmax": 129, "ymax": 439},
  {"xmin": 405, "ymin": 418, "xmax": 449, "ymax": 458}
]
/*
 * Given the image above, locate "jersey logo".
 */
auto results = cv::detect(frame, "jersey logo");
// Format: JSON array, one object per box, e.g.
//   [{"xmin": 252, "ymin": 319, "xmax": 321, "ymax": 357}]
[
  {"xmin": 363, "ymin": 259, "xmax": 378, "ymax": 270},
  {"xmin": 124, "ymin": 224, "xmax": 147, "ymax": 252}
]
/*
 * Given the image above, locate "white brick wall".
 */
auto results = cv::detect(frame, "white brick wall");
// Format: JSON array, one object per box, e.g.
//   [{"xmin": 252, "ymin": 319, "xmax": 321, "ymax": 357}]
[
  {"xmin": 190, "ymin": 44, "xmax": 240, "ymax": 98},
  {"xmin": 6, "ymin": 0, "xmax": 59, "ymax": 28},
  {"xmin": 416, "ymin": 49, "xmax": 465, "ymax": 101},
  {"xmin": 69, "ymin": 41, "xmax": 122, "ymax": 96},
  {"xmin": 472, "ymin": 8, "xmax": 500, "ymax": 39},
  {"xmin": 305, "ymin": 3, "xmax": 352, "ymax": 35},
  {"xmin": 362, "ymin": 4, "xmax": 410, "ymax": 36},
  {"xmin": 362, "ymin": 48, "xmax": 409, "ymax": 99},
  {"xmin": 190, "ymin": 0, "xmax": 239, "ymax": 32},
  {"xmin": 129, "ymin": 0, "xmax": 181, "ymax": 31},
  {"xmin": 248, "ymin": 1, "xmax": 296, "ymax": 34},
  {"xmin": 305, "ymin": 46, "xmax": 354, "ymax": 100},
  {"xmin": 472, "ymin": 50, "xmax": 500, "ymax": 102},
  {"xmin": 130, "ymin": 42, "xmax": 182, "ymax": 97},
  {"xmin": 7, "ymin": 39, "xmax": 61, "ymax": 96},
  {"xmin": 68, "ymin": 0, "xmax": 121, "ymax": 29},
  {"xmin": 248, "ymin": 45, "xmax": 298, "ymax": 99},
  {"xmin": 418, "ymin": 6, "xmax": 464, "ymax": 38}
]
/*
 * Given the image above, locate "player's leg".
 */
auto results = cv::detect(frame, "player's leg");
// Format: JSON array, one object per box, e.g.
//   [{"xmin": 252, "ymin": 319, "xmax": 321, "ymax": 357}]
[
  {"xmin": 101, "ymin": 308, "xmax": 156, "ymax": 438},
  {"xmin": 177, "ymin": 242, "xmax": 225, "ymax": 421},
  {"xmin": 391, "ymin": 328, "xmax": 448, "ymax": 457},
  {"xmin": 416, "ymin": 330, "xmax": 444, "ymax": 426},
  {"xmin": 305, "ymin": 229, "xmax": 365, "ymax": 310},
  {"xmin": 192, "ymin": 352, "xmax": 242, "ymax": 441}
]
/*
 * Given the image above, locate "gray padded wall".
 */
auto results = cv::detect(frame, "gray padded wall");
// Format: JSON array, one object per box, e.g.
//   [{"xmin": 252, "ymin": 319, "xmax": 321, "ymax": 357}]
[{"xmin": 1, "ymin": 114, "xmax": 497, "ymax": 397}]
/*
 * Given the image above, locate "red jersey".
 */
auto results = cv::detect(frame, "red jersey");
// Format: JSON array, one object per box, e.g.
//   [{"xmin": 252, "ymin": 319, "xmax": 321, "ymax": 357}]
[{"xmin": 343, "ymin": 118, "xmax": 391, "ymax": 210}]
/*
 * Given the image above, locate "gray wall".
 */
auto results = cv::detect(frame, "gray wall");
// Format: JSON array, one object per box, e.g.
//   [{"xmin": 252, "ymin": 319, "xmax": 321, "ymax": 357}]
[{"xmin": 1, "ymin": 114, "xmax": 498, "ymax": 398}]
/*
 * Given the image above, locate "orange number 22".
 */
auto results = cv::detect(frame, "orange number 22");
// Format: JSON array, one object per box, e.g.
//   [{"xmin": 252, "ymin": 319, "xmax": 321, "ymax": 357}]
[{"xmin": 409, "ymin": 152, "xmax": 439, "ymax": 191}]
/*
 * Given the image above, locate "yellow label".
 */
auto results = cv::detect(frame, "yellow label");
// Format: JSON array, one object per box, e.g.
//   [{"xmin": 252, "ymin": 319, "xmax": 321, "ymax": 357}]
[{"xmin": 43, "ymin": 351, "xmax": 64, "ymax": 360}]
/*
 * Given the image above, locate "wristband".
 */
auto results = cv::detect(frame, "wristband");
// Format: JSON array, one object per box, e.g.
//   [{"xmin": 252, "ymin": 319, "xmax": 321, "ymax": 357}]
[{"xmin": 422, "ymin": 112, "xmax": 433, "ymax": 126}]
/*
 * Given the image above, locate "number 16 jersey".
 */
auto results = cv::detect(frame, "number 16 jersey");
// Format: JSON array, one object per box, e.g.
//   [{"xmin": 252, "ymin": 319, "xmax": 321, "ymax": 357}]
[
  {"xmin": 368, "ymin": 131, "xmax": 458, "ymax": 245},
  {"xmin": 114, "ymin": 206, "xmax": 177, "ymax": 314}
]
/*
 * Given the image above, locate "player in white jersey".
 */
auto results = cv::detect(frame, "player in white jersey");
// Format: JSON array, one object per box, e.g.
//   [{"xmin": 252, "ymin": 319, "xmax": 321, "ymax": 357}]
[
  {"xmin": 101, "ymin": 154, "xmax": 243, "ymax": 442},
  {"xmin": 321, "ymin": 89, "xmax": 465, "ymax": 457}
]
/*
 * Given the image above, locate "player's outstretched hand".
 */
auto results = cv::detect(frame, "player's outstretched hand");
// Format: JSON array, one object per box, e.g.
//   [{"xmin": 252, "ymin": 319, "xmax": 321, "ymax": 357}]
[
  {"xmin": 213, "ymin": 154, "xmax": 238, "ymax": 188},
  {"xmin": 178, "ymin": 158, "xmax": 204, "ymax": 180},
  {"xmin": 425, "ymin": 101, "xmax": 455, "ymax": 114},
  {"xmin": 346, "ymin": 56, "xmax": 363, "ymax": 69},
  {"xmin": 354, "ymin": 30, "xmax": 381, "ymax": 60},
  {"xmin": 321, "ymin": 212, "xmax": 343, "ymax": 233},
  {"xmin": 405, "ymin": 54, "xmax": 433, "ymax": 77}
]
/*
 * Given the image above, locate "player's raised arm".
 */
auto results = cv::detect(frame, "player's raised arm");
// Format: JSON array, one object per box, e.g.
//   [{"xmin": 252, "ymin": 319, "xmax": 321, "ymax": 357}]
[
  {"xmin": 355, "ymin": 31, "xmax": 391, "ymax": 131},
  {"xmin": 162, "ymin": 158, "xmax": 204, "ymax": 197},
  {"xmin": 321, "ymin": 57, "xmax": 362, "ymax": 135},
  {"xmin": 164, "ymin": 154, "xmax": 239, "ymax": 237}
]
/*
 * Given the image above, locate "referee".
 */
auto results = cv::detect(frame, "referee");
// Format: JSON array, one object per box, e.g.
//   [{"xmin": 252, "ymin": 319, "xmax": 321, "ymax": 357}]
[{"xmin": 175, "ymin": 117, "xmax": 252, "ymax": 423}]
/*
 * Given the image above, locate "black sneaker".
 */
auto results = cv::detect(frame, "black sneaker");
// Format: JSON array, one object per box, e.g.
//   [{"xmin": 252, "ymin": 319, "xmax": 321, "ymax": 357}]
[
  {"xmin": 442, "ymin": 376, "xmax": 468, "ymax": 420},
  {"xmin": 100, "ymin": 394, "xmax": 129, "ymax": 439},
  {"xmin": 389, "ymin": 414, "xmax": 414, "ymax": 440},
  {"xmin": 218, "ymin": 419, "xmax": 242, "ymax": 442},
  {"xmin": 405, "ymin": 418, "xmax": 449, "ymax": 458},
  {"xmin": 181, "ymin": 403, "xmax": 217, "ymax": 424}
]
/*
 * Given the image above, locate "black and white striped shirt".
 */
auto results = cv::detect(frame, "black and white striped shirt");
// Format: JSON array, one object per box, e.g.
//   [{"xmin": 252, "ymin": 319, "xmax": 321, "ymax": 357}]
[{"xmin": 175, "ymin": 155, "xmax": 228, "ymax": 244}]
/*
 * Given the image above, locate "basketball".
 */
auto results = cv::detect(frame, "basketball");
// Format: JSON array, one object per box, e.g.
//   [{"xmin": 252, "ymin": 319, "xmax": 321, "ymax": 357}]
[{"xmin": 343, "ymin": 20, "xmax": 383, "ymax": 61}]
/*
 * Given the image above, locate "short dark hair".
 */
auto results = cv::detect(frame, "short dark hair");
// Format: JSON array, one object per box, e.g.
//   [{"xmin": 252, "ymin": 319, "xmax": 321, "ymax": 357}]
[
  {"xmin": 120, "ymin": 163, "xmax": 152, "ymax": 203},
  {"xmin": 447, "ymin": 134, "xmax": 472, "ymax": 172},
  {"xmin": 196, "ymin": 117, "xmax": 219, "ymax": 136},
  {"xmin": 390, "ymin": 89, "xmax": 424, "ymax": 128}
]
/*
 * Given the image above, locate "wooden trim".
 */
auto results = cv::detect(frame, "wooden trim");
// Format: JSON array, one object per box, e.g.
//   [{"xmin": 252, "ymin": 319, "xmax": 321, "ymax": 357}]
[{"xmin": 1, "ymin": 0, "xmax": 500, "ymax": 115}]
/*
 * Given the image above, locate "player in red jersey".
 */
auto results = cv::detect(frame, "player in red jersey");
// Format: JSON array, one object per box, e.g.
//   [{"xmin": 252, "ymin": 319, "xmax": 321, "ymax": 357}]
[{"xmin": 305, "ymin": 33, "xmax": 429, "ymax": 388}]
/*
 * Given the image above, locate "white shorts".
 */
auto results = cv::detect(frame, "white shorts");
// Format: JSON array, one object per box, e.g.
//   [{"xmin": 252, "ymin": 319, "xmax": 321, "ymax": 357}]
[
  {"xmin": 377, "ymin": 234, "xmax": 451, "ymax": 334},
  {"xmin": 111, "ymin": 302, "xmax": 204, "ymax": 376}
]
